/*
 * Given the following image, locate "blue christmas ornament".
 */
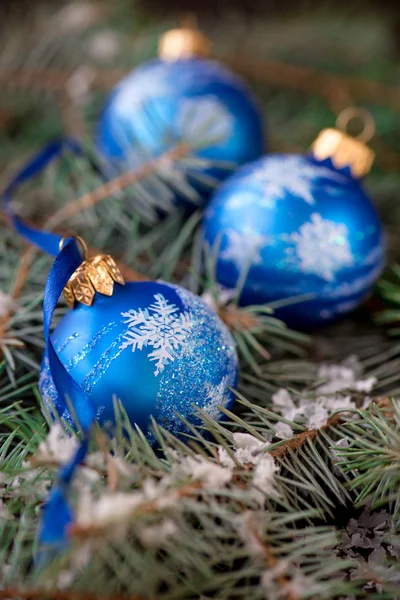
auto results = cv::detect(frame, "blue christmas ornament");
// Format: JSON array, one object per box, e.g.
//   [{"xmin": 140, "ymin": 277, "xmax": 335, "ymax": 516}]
[
  {"xmin": 96, "ymin": 25, "xmax": 264, "ymax": 208},
  {"xmin": 39, "ymin": 280, "xmax": 238, "ymax": 437},
  {"xmin": 202, "ymin": 120, "xmax": 386, "ymax": 329}
]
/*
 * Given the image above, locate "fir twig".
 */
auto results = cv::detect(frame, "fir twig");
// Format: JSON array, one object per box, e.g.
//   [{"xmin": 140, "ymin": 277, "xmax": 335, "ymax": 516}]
[
  {"xmin": 44, "ymin": 143, "xmax": 190, "ymax": 229},
  {"xmin": 0, "ymin": 588, "xmax": 144, "ymax": 600}
]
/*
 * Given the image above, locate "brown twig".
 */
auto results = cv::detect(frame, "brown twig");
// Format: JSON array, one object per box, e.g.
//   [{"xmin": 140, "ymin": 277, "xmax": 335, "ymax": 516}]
[
  {"xmin": 270, "ymin": 413, "xmax": 343, "ymax": 460},
  {"xmin": 69, "ymin": 481, "xmax": 202, "ymax": 539},
  {"xmin": 0, "ymin": 68, "xmax": 124, "ymax": 92},
  {"xmin": 1, "ymin": 60, "xmax": 400, "ymax": 112},
  {"xmin": 218, "ymin": 305, "xmax": 259, "ymax": 332},
  {"xmin": 95, "ymin": 430, "xmax": 118, "ymax": 492},
  {"xmin": 218, "ymin": 305, "xmax": 271, "ymax": 360},
  {"xmin": 270, "ymin": 395, "xmax": 399, "ymax": 460},
  {"xmin": 0, "ymin": 142, "xmax": 189, "ymax": 341},
  {"xmin": 0, "ymin": 245, "xmax": 35, "ymax": 346},
  {"xmin": 246, "ymin": 513, "xmax": 299, "ymax": 600},
  {"xmin": 56, "ymin": 91, "xmax": 88, "ymax": 139},
  {"xmin": 43, "ymin": 143, "xmax": 190, "ymax": 230},
  {"xmin": 222, "ymin": 54, "xmax": 400, "ymax": 113}
]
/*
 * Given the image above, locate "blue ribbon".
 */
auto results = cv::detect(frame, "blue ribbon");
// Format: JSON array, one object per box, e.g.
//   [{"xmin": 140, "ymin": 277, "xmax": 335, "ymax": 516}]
[{"xmin": 3, "ymin": 139, "xmax": 98, "ymax": 557}]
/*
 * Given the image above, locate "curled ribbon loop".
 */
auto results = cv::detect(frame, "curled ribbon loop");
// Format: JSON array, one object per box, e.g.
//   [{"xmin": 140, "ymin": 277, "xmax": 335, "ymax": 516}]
[{"xmin": 2, "ymin": 138, "xmax": 98, "ymax": 557}]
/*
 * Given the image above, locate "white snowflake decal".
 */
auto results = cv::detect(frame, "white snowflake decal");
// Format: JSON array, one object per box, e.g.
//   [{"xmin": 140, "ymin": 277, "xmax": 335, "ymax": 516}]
[
  {"xmin": 245, "ymin": 155, "xmax": 345, "ymax": 207},
  {"xmin": 225, "ymin": 192, "xmax": 259, "ymax": 211},
  {"xmin": 120, "ymin": 294, "xmax": 192, "ymax": 376},
  {"xmin": 176, "ymin": 96, "xmax": 233, "ymax": 147},
  {"xmin": 290, "ymin": 213, "xmax": 354, "ymax": 281},
  {"xmin": 221, "ymin": 227, "xmax": 267, "ymax": 273},
  {"xmin": 203, "ymin": 376, "xmax": 230, "ymax": 420}
]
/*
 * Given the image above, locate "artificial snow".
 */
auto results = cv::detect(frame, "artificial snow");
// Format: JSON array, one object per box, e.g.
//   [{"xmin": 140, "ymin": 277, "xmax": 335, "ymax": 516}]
[
  {"xmin": 218, "ymin": 432, "xmax": 279, "ymax": 505},
  {"xmin": 140, "ymin": 519, "xmax": 178, "ymax": 547},
  {"xmin": 66, "ymin": 66, "xmax": 96, "ymax": 102},
  {"xmin": 0, "ymin": 291, "xmax": 13, "ymax": 319},
  {"xmin": 252, "ymin": 455, "xmax": 279, "ymax": 504},
  {"xmin": 37, "ymin": 424, "xmax": 78, "ymax": 464},
  {"xmin": 177, "ymin": 454, "xmax": 233, "ymax": 488},
  {"xmin": 201, "ymin": 285, "xmax": 236, "ymax": 312},
  {"xmin": 271, "ymin": 356, "xmax": 376, "ymax": 430},
  {"xmin": 274, "ymin": 421, "xmax": 293, "ymax": 439},
  {"xmin": 54, "ymin": 2, "xmax": 99, "ymax": 31},
  {"xmin": 86, "ymin": 31, "xmax": 121, "ymax": 63}
]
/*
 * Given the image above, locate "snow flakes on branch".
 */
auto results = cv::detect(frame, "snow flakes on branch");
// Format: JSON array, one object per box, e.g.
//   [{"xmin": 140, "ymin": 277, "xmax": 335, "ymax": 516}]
[
  {"xmin": 317, "ymin": 357, "xmax": 376, "ymax": 395},
  {"xmin": 271, "ymin": 356, "xmax": 376, "ymax": 432},
  {"xmin": 252, "ymin": 454, "xmax": 279, "ymax": 505},
  {"xmin": 121, "ymin": 293, "xmax": 192, "ymax": 375},
  {"xmin": 218, "ymin": 433, "xmax": 279, "ymax": 505},
  {"xmin": 53, "ymin": 2, "xmax": 100, "ymax": 32},
  {"xmin": 139, "ymin": 519, "xmax": 178, "ymax": 548},
  {"xmin": 261, "ymin": 566, "xmax": 312, "ymax": 599},
  {"xmin": 0, "ymin": 290, "xmax": 13, "ymax": 318},
  {"xmin": 274, "ymin": 421, "xmax": 294, "ymax": 440},
  {"xmin": 75, "ymin": 476, "xmax": 183, "ymax": 534},
  {"xmin": 36, "ymin": 424, "xmax": 78, "ymax": 464},
  {"xmin": 201, "ymin": 285, "xmax": 236, "ymax": 312},
  {"xmin": 174, "ymin": 453, "xmax": 233, "ymax": 489}
]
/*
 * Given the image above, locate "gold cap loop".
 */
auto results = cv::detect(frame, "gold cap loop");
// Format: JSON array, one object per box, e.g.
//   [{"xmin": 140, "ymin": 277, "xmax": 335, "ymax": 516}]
[
  {"xmin": 59, "ymin": 234, "xmax": 88, "ymax": 261},
  {"xmin": 60, "ymin": 237, "xmax": 125, "ymax": 308},
  {"xmin": 311, "ymin": 107, "xmax": 376, "ymax": 179},
  {"xmin": 336, "ymin": 107, "xmax": 376, "ymax": 144},
  {"xmin": 158, "ymin": 17, "xmax": 211, "ymax": 61}
]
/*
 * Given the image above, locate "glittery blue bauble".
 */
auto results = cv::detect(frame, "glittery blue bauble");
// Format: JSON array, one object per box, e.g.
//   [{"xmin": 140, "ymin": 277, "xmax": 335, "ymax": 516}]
[
  {"xmin": 202, "ymin": 154, "xmax": 386, "ymax": 329},
  {"xmin": 96, "ymin": 58, "xmax": 264, "ymax": 206},
  {"xmin": 39, "ymin": 281, "xmax": 238, "ymax": 437}
]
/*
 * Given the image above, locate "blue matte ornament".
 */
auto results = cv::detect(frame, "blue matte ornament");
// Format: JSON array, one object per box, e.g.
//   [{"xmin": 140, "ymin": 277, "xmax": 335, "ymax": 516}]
[
  {"xmin": 39, "ymin": 280, "xmax": 238, "ymax": 438},
  {"xmin": 202, "ymin": 125, "xmax": 386, "ymax": 329},
  {"xmin": 96, "ymin": 26, "xmax": 264, "ymax": 209}
]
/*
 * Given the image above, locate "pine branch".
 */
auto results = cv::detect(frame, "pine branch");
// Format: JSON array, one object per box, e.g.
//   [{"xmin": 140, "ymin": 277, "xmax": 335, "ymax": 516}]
[
  {"xmin": 0, "ymin": 588, "xmax": 144, "ymax": 600},
  {"xmin": 270, "ymin": 413, "xmax": 343, "ymax": 460},
  {"xmin": 223, "ymin": 54, "xmax": 400, "ymax": 113},
  {"xmin": 244, "ymin": 512, "xmax": 299, "ymax": 600},
  {"xmin": 0, "ymin": 246, "xmax": 35, "ymax": 352},
  {"xmin": 43, "ymin": 143, "xmax": 190, "ymax": 229},
  {"xmin": 2, "ymin": 53, "xmax": 400, "ymax": 112},
  {"xmin": 336, "ymin": 400, "xmax": 400, "ymax": 525}
]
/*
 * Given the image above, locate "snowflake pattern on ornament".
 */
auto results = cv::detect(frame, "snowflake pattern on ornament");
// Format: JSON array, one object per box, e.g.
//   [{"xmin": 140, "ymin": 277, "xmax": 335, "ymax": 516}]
[
  {"xmin": 221, "ymin": 228, "xmax": 267, "ymax": 273},
  {"xmin": 290, "ymin": 213, "xmax": 354, "ymax": 281},
  {"xmin": 120, "ymin": 294, "xmax": 192, "ymax": 376},
  {"xmin": 244, "ymin": 155, "xmax": 345, "ymax": 207},
  {"xmin": 225, "ymin": 192, "xmax": 260, "ymax": 211},
  {"xmin": 203, "ymin": 376, "xmax": 230, "ymax": 420}
]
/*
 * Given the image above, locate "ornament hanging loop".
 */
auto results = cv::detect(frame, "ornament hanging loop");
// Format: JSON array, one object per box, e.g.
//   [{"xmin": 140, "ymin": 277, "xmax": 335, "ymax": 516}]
[
  {"xmin": 59, "ymin": 235, "xmax": 125, "ymax": 309},
  {"xmin": 59, "ymin": 234, "xmax": 88, "ymax": 261},
  {"xmin": 336, "ymin": 107, "xmax": 376, "ymax": 144},
  {"xmin": 312, "ymin": 106, "xmax": 376, "ymax": 178}
]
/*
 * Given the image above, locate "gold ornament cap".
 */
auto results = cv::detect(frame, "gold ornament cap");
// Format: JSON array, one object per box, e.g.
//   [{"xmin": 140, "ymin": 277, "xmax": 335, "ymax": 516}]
[
  {"xmin": 311, "ymin": 107, "xmax": 375, "ymax": 178},
  {"xmin": 59, "ymin": 235, "xmax": 125, "ymax": 309},
  {"xmin": 158, "ymin": 17, "xmax": 211, "ymax": 61}
]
